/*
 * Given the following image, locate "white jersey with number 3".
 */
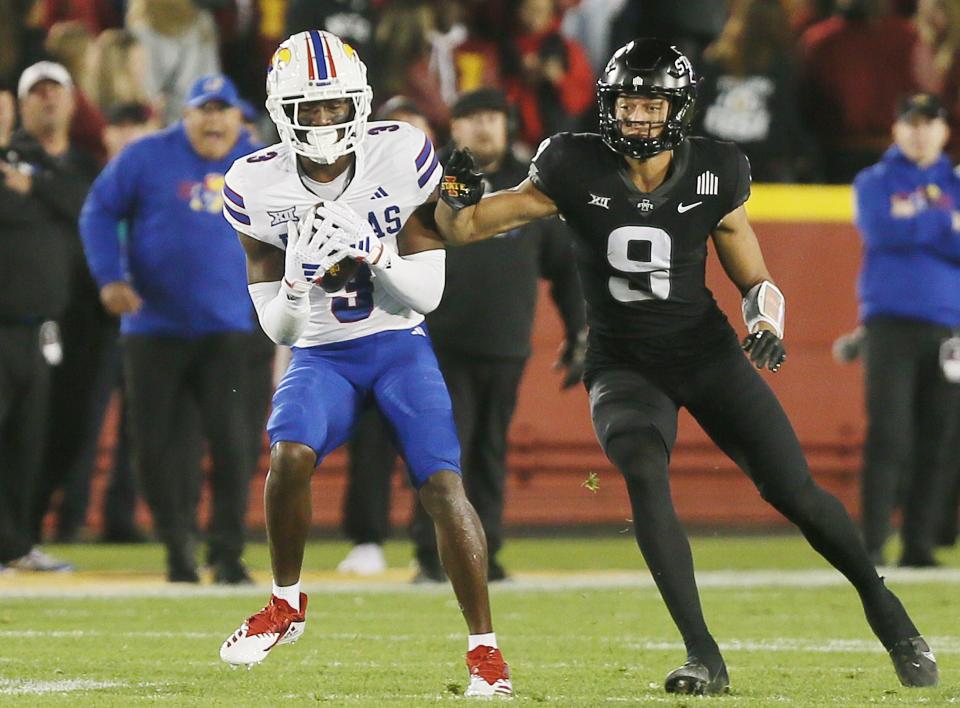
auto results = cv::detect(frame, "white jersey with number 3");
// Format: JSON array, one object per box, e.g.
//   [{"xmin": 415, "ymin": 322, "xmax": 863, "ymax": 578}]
[{"xmin": 222, "ymin": 120, "xmax": 441, "ymax": 346}]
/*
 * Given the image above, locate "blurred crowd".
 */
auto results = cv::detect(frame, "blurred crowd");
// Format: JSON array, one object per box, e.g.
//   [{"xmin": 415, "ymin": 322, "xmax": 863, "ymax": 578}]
[
  {"xmin": 2, "ymin": 0, "xmax": 960, "ymax": 573},
  {"xmin": 2, "ymin": 0, "xmax": 959, "ymax": 182}
]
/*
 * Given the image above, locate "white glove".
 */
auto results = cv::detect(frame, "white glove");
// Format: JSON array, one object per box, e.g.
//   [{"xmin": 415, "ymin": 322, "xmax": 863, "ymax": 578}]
[
  {"xmin": 314, "ymin": 200, "xmax": 384, "ymax": 265},
  {"xmin": 283, "ymin": 207, "xmax": 344, "ymax": 297}
]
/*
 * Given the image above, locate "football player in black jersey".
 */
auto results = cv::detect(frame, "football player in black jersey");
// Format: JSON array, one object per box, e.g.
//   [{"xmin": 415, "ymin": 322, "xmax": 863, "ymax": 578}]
[{"xmin": 435, "ymin": 38, "xmax": 939, "ymax": 696}]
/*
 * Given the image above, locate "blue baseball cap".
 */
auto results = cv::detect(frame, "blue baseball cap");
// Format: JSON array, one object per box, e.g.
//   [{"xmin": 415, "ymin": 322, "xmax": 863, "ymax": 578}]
[{"xmin": 186, "ymin": 73, "xmax": 240, "ymax": 109}]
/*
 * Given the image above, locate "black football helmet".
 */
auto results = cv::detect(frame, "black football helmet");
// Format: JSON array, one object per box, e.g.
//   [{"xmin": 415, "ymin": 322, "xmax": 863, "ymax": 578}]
[{"xmin": 597, "ymin": 38, "xmax": 698, "ymax": 159}]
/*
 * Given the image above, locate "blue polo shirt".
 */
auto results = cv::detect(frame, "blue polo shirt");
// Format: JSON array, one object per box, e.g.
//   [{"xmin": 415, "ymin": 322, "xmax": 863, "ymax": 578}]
[
  {"xmin": 854, "ymin": 145, "xmax": 960, "ymax": 328},
  {"xmin": 80, "ymin": 123, "xmax": 259, "ymax": 336}
]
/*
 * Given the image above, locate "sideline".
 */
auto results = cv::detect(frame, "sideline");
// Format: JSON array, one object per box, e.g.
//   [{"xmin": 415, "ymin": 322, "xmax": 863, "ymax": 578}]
[{"xmin": 1, "ymin": 566, "xmax": 958, "ymax": 599}]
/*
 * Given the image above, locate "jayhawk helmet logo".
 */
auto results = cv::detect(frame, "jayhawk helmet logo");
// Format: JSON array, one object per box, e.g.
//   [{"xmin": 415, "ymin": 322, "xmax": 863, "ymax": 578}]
[{"xmin": 271, "ymin": 47, "xmax": 292, "ymax": 72}]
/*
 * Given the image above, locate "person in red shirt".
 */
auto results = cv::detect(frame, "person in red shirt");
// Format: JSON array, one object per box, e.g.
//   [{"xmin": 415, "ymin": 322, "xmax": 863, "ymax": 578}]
[
  {"xmin": 39, "ymin": 0, "xmax": 119, "ymax": 34},
  {"xmin": 503, "ymin": 0, "xmax": 594, "ymax": 148},
  {"xmin": 799, "ymin": 0, "xmax": 919, "ymax": 182},
  {"xmin": 912, "ymin": 0, "xmax": 960, "ymax": 160}
]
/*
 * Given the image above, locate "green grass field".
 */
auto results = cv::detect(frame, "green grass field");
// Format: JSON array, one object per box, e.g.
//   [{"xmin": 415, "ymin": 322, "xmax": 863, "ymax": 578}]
[{"xmin": 1, "ymin": 536, "xmax": 958, "ymax": 706}]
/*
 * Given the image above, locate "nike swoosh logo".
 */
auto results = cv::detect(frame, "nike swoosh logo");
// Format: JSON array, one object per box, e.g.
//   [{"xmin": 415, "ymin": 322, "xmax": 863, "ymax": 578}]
[
  {"xmin": 677, "ymin": 201, "xmax": 703, "ymax": 213},
  {"xmin": 921, "ymin": 651, "xmax": 936, "ymax": 662}
]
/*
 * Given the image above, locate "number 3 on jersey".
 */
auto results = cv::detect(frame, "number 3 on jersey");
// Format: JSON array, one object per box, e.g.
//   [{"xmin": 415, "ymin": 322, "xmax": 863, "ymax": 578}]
[
  {"xmin": 606, "ymin": 226, "xmax": 672, "ymax": 302},
  {"xmin": 332, "ymin": 267, "xmax": 375, "ymax": 323}
]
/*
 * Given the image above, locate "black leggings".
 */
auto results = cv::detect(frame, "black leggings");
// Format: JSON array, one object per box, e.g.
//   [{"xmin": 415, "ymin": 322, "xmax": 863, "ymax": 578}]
[{"xmin": 588, "ymin": 342, "xmax": 918, "ymax": 656}]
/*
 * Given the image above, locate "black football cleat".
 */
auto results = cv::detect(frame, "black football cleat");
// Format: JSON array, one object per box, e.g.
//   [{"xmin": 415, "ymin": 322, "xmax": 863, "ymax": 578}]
[
  {"xmin": 664, "ymin": 659, "xmax": 730, "ymax": 695},
  {"xmin": 411, "ymin": 557, "xmax": 447, "ymax": 584},
  {"xmin": 889, "ymin": 636, "xmax": 939, "ymax": 687},
  {"xmin": 213, "ymin": 558, "xmax": 254, "ymax": 585}
]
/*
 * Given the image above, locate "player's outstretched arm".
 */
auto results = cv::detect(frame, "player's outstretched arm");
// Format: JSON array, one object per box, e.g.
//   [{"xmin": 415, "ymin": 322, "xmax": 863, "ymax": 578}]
[
  {"xmin": 364, "ymin": 194, "xmax": 447, "ymax": 313},
  {"xmin": 712, "ymin": 205, "xmax": 786, "ymax": 372},
  {"xmin": 398, "ymin": 193, "xmax": 446, "ymax": 256},
  {"xmin": 435, "ymin": 148, "xmax": 558, "ymax": 245},
  {"xmin": 711, "ymin": 205, "xmax": 774, "ymax": 295}
]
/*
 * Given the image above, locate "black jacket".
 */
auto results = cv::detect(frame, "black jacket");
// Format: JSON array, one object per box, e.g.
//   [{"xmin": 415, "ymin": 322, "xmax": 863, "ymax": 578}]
[{"xmin": 0, "ymin": 130, "xmax": 98, "ymax": 320}]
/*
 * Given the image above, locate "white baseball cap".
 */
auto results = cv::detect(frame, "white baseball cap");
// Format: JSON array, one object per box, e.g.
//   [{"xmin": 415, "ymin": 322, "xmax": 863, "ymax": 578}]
[{"xmin": 18, "ymin": 61, "xmax": 73, "ymax": 99}]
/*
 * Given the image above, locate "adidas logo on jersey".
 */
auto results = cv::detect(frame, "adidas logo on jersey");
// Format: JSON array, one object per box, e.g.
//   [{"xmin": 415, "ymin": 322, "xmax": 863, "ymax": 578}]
[
  {"xmin": 697, "ymin": 171, "xmax": 718, "ymax": 195},
  {"xmin": 370, "ymin": 186, "xmax": 389, "ymax": 199}
]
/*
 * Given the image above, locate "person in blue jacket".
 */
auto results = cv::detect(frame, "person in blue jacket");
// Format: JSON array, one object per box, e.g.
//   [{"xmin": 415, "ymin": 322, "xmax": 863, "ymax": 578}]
[
  {"xmin": 80, "ymin": 74, "xmax": 262, "ymax": 584},
  {"xmin": 853, "ymin": 93, "xmax": 960, "ymax": 568}
]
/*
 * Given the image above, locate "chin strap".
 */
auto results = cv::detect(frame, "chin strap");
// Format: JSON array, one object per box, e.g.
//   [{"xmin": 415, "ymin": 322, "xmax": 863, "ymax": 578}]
[{"xmin": 742, "ymin": 280, "xmax": 785, "ymax": 339}]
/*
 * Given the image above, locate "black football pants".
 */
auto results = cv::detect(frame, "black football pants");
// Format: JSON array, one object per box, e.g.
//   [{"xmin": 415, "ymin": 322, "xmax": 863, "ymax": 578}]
[
  {"xmin": 122, "ymin": 333, "xmax": 252, "ymax": 566},
  {"xmin": 587, "ymin": 337, "xmax": 917, "ymax": 660}
]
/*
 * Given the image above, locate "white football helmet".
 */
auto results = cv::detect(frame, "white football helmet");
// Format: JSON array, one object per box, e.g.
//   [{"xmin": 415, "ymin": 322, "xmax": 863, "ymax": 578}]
[{"xmin": 265, "ymin": 31, "xmax": 373, "ymax": 164}]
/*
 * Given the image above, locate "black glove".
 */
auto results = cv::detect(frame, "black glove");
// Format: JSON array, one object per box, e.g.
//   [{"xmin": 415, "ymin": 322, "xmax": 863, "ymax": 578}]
[
  {"xmin": 555, "ymin": 329, "xmax": 587, "ymax": 389},
  {"xmin": 742, "ymin": 330, "xmax": 786, "ymax": 372},
  {"xmin": 439, "ymin": 148, "xmax": 484, "ymax": 210}
]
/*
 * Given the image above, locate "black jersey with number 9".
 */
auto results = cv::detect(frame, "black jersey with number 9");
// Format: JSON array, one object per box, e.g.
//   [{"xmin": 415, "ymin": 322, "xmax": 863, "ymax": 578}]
[{"xmin": 529, "ymin": 133, "xmax": 751, "ymax": 343}]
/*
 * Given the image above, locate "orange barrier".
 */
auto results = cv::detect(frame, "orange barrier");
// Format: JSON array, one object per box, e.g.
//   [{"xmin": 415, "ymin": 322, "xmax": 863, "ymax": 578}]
[{"xmin": 76, "ymin": 185, "xmax": 869, "ymax": 533}]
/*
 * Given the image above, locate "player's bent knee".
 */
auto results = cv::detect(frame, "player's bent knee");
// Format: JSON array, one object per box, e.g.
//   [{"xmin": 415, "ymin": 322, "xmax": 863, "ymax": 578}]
[
  {"xmin": 603, "ymin": 425, "xmax": 669, "ymax": 479},
  {"xmin": 756, "ymin": 473, "xmax": 817, "ymax": 514},
  {"xmin": 418, "ymin": 470, "xmax": 468, "ymax": 516},
  {"xmin": 269, "ymin": 441, "xmax": 317, "ymax": 482}
]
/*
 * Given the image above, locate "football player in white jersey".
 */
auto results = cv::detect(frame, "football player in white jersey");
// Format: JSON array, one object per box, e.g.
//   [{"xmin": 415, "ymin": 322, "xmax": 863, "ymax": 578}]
[{"xmin": 218, "ymin": 31, "xmax": 511, "ymax": 698}]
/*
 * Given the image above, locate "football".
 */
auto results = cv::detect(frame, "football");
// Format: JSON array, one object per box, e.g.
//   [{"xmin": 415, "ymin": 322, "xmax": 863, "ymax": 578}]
[{"xmin": 319, "ymin": 257, "xmax": 360, "ymax": 293}]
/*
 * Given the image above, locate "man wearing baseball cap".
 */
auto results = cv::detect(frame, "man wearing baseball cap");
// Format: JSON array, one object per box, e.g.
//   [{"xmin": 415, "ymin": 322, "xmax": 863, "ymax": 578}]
[
  {"xmin": 16, "ymin": 61, "xmax": 73, "ymax": 100},
  {"xmin": 852, "ymin": 91, "xmax": 960, "ymax": 568},
  {"xmin": 896, "ymin": 93, "xmax": 948, "ymax": 123},
  {"xmin": 80, "ymin": 73, "xmax": 265, "ymax": 584},
  {"xmin": 0, "ymin": 61, "xmax": 100, "ymax": 573}
]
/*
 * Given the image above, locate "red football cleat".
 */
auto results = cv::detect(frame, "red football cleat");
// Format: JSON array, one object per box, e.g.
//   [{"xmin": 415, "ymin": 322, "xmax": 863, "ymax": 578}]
[
  {"xmin": 465, "ymin": 645, "xmax": 512, "ymax": 698},
  {"xmin": 220, "ymin": 593, "xmax": 308, "ymax": 668}
]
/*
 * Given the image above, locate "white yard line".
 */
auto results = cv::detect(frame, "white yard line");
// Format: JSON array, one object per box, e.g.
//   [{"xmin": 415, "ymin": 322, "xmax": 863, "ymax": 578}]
[
  {"xmin": 0, "ymin": 679, "xmax": 127, "ymax": 695},
  {"xmin": 0, "ymin": 567, "xmax": 958, "ymax": 598},
  {"xmin": 0, "ymin": 630, "xmax": 957, "ymax": 656}
]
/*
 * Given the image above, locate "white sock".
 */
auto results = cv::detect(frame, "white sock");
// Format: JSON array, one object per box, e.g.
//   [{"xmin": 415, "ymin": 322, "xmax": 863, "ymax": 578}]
[
  {"xmin": 468, "ymin": 632, "xmax": 497, "ymax": 651},
  {"xmin": 272, "ymin": 581, "xmax": 301, "ymax": 611}
]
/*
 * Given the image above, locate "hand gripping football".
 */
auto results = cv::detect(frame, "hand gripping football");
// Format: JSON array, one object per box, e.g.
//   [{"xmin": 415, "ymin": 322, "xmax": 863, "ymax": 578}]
[{"xmin": 319, "ymin": 257, "xmax": 359, "ymax": 293}]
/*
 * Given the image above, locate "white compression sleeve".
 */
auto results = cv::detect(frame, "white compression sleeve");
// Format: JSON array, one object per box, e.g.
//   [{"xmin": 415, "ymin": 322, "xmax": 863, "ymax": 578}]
[
  {"xmin": 248, "ymin": 281, "xmax": 311, "ymax": 346},
  {"xmin": 369, "ymin": 246, "xmax": 446, "ymax": 314}
]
